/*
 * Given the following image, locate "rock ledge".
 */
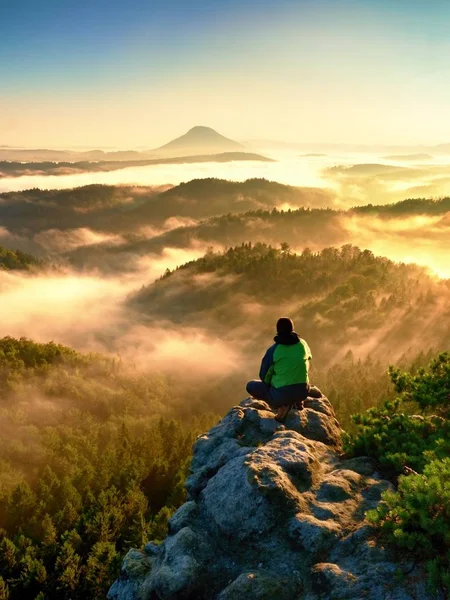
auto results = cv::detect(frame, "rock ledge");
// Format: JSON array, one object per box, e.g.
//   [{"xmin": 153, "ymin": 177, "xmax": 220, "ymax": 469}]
[{"xmin": 109, "ymin": 396, "xmax": 438, "ymax": 600}]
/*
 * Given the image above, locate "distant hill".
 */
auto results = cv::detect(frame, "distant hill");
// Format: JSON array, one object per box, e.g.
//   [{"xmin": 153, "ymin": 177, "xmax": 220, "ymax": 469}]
[
  {"xmin": 327, "ymin": 163, "xmax": 405, "ymax": 176},
  {"xmin": 0, "ymin": 127, "xmax": 244, "ymax": 163},
  {"xmin": 0, "ymin": 147, "xmax": 148, "ymax": 162},
  {"xmin": 130, "ymin": 243, "xmax": 450, "ymax": 363},
  {"xmin": 0, "ymin": 179, "xmax": 331, "ymax": 241},
  {"xmin": 0, "ymin": 152, "xmax": 272, "ymax": 178},
  {"xmin": 153, "ymin": 126, "xmax": 245, "ymax": 158},
  {"xmin": 64, "ymin": 195, "xmax": 450, "ymax": 273},
  {"xmin": 3, "ymin": 180, "xmax": 446, "ymax": 274},
  {"xmin": 382, "ymin": 153, "xmax": 433, "ymax": 161}
]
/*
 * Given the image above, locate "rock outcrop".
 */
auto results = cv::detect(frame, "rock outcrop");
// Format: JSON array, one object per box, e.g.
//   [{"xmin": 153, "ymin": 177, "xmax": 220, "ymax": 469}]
[{"xmin": 109, "ymin": 396, "xmax": 439, "ymax": 600}]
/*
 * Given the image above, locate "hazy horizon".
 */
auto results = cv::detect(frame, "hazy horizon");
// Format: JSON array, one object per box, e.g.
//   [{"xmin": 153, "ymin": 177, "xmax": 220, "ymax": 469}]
[{"xmin": 3, "ymin": 1, "xmax": 450, "ymax": 147}]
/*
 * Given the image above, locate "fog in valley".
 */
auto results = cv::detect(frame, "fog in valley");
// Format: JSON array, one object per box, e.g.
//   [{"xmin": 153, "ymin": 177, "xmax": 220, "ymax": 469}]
[
  {"xmin": 1, "ymin": 125, "xmax": 450, "ymax": 600},
  {"xmin": 3, "ymin": 147, "xmax": 450, "ymax": 204},
  {"xmin": 1, "ymin": 146, "xmax": 448, "ymax": 384}
]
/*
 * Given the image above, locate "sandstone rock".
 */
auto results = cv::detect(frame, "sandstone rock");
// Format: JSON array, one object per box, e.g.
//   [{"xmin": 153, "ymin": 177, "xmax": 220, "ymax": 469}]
[
  {"xmin": 339, "ymin": 455, "xmax": 376, "ymax": 475},
  {"xmin": 303, "ymin": 396, "xmax": 335, "ymax": 417},
  {"xmin": 151, "ymin": 527, "xmax": 209, "ymax": 599},
  {"xmin": 361, "ymin": 479, "xmax": 395, "ymax": 510},
  {"xmin": 144, "ymin": 541, "xmax": 161, "ymax": 556},
  {"xmin": 217, "ymin": 571, "xmax": 298, "ymax": 600},
  {"xmin": 288, "ymin": 513, "xmax": 341, "ymax": 553},
  {"xmin": 284, "ymin": 403, "xmax": 342, "ymax": 450},
  {"xmin": 310, "ymin": 562, "xmax": 357, "ymax": 598},
  {"xmin": 316, "ymin": 476, "xmax": 354, "ymax": 502},
  {"xmin": 167, "ymin": 501, "xmax": 198, "ymax": 535},
  {"xmin": 109, "ymin": 396, "xmax": 439, "ymax": 600},
  {"xmin": 108, "ymin": 549, "xmax": 151, "ymax": 600}
]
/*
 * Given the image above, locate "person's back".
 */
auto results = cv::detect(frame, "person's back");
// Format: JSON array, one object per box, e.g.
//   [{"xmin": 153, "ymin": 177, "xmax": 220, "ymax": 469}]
[
  {"xmin": 267, "ymin": 334, "xmax": 311, "ymax": 389},
  {"xmin": 246, "ymin": 317, "xmax": 321, "ymax": 421}
]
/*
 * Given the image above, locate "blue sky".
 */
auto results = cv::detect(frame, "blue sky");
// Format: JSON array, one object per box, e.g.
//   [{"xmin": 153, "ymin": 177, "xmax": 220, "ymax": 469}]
[{"xmin": 1, "ymin": 0, "xmax": 450, "ymax": 146}]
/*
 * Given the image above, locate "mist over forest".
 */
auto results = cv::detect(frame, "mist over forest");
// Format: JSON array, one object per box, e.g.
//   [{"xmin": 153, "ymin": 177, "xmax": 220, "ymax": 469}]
[
  {"xmin": 4, "ymin": 0, "xmax": 450, "ymax": 593},
  {"xmin": 0, "ymin": 141, "xmax": 449, "ymax": 599}
]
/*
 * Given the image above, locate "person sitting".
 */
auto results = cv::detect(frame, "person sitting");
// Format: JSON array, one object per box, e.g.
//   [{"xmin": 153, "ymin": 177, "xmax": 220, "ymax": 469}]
[{"xmin": 246, "ymin": 317, "xmax": 322, "ymax": 422}]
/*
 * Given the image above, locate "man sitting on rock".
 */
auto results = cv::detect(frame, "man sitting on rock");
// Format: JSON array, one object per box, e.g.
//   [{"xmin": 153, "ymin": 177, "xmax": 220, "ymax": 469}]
[{"xmin": 246, "ymin": 317, "xmax": 322, "ymax": 422}]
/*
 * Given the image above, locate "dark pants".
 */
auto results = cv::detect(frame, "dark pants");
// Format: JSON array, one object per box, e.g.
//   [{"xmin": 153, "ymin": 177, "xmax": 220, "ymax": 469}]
[{"xmin": 246, "ymin": 380, "xmax": 322, "ymax": 409}]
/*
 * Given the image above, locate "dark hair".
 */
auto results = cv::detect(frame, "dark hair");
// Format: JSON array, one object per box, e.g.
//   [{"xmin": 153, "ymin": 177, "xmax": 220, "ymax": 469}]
[{"xmin": 276, "ymin": 317, "xmax": 294, "ymax": 334}]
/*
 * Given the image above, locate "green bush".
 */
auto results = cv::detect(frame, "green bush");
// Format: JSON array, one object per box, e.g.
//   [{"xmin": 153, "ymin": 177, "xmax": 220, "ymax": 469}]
[
  {"xmin": 367, "ymin": 458, "xmax": 450, "ymax": 590},
  {"xmin": 344, "ymin": 353, "xmax": 450, "ymax": 475},
  {"xmin": 346, "ymin": 352, "xmax": 450, "ymax": 591},
  {"xmin": 389, "ymin": 352, "xmax": 450, "ymax": 412},
  {"xmin": 344, "ymin": 398, "xmax": 448, "ymax": 473}
]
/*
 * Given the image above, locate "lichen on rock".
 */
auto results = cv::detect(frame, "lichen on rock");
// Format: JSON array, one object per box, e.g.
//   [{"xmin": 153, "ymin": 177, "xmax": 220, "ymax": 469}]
[{"xmin": 109, "ymin": 396, "xmax": 442, "ymax": 600}]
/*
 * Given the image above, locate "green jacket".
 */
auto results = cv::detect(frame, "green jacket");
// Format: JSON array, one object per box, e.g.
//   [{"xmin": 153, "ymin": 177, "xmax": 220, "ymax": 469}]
[{"xmin": 260, "ymin": 332, "xmax": 312, "ymax": 388}]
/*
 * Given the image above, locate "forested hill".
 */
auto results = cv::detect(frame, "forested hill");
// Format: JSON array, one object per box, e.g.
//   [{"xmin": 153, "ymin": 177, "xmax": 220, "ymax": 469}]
[
  {"xmin": 0, "ymin": 245, "xmax": 42, "ymax": 270},
  {"xmin": 131, "ymin": 243, "xmax": 450, "ymax": 363},
  {"xmin": 1, "ymin": 182, "xmax": 447, "ymax": 245},
  {"xmin": 0, "ymin": 179, "xmax": 332, "ymax": 237},
  {"xmin": 0, "ymin": 152, "xmax": 273, "ymax": 178},
  {"xmin": 1, "ymin": 180, "xmax": 448, "ymax": 275},
  {"xmin": 0, "ymin": 336, "xmax": 219, "ymax": 600},
  {"xmin": 63, "ymin": 196, "xmax": 450, "ymax": 273},
  {"xmin": 352, "ymin": 196, "xmax": 450, "ymax": 215}
]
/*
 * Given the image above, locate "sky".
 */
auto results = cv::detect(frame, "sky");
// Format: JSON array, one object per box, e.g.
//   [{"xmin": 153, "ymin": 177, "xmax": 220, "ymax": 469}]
[{"xmin": 1, "ymin": 0, "xmax": 450, "ymax": 148}]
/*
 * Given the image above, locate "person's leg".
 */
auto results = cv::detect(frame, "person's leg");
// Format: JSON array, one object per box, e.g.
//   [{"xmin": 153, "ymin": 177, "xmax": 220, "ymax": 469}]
[
  {"xmin": 291, "ymin": 386, "xmax": 323, "ymax": 411},
  {"xmin": 269, "ymin": 386, "xmax": 295, "ymax": 422},
  {"xmin": 274, "ymin": 404, "xmax": 291, "ymax": 422},
  {"xmin": 246, "ymin": 380, "xmax": 271, "ymax": 402},
  {"xmin": 292, "ymin": 383, "xmax": 310, "ymax": 409}
]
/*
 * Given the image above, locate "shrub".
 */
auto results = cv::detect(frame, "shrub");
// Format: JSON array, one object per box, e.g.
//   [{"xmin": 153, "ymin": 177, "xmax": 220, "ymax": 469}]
[
  {"xmin": 367, "ymin": 458, "xmax": 450, "ymax": 590},
  {"xmin": 344, "ymin": 353, "xmax": 450, "ymax": 475},
  {"xmin": 346, "ymin": 352, "xmax": 450, "ymax": 591}
]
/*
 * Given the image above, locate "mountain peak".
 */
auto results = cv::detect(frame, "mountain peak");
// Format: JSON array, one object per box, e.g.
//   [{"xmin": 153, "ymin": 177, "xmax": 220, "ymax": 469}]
[
  {"xmin": 154, "ymin": 126, "xmax": 245, "ymax": 157},
  {"xmin": 186, "ymin": 125, "xmax": 218, "ymax": 134}
]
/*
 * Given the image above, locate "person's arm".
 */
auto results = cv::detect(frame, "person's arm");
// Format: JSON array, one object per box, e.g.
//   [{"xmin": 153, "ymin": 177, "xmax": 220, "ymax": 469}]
[
  {"xmin": 260, "ymin": 344, "xmax": 276, "ymax": 384},
  {"xmin": 302, "ymin": 339, "xmax": 312, "ymax": 373},
  {"xmin": 305, "ymin": 342, "xmax": 312, "ymax": 360}
]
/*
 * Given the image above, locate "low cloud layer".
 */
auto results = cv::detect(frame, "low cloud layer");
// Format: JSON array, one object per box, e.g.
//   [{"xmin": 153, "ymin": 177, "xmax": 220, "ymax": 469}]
[
  {"xmin": 0, "ymin": 244, "xmax": 237, "ymax": 379},
  {"xmin": 0, "ymin": 150, "xmax": 448, "ymax": 385},
  {"xmin": 2, "ymin": 149, "xmax": 450, "ymax": 210},
  {"xmin": 340, "ymin": 213, "xmax": 450, "ymax": 278},
  {"xmin": 34, "ymin": 228, "xmax": 124, "ymax": 252}
]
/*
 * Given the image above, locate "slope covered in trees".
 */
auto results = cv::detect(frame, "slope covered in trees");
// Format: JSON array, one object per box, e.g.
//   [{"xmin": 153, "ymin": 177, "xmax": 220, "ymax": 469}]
[
  {"xmin": 2, "ymin": 179, "xmax": 448, "ymax": 277},
  {"xmin": 131, "ymin": 243, "xmax": 449, "ymax": 365},
  {"xmin": 0, "ymin": 242, "xmax": 447, "ymax": 597},
  {"xmin": 0, "ymin": 337, "xmax": 218, "ymax": 599},
  {"xmin": 64, "ymin": 197, "xmax": 450, "ymax": 274},
  {"xmin": 0, "ymin": 245, "xmax": 41, "ymax": 270},
  {"xmin": 0, "ymin": 179, "xmax": 331, "ymax": 239}
]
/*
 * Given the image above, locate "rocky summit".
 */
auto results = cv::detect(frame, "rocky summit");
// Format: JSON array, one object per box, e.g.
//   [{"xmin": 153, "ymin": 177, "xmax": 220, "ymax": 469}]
[{"xmin": 109, "ymin": 396, "xmax": 437, "ymax": 600}]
